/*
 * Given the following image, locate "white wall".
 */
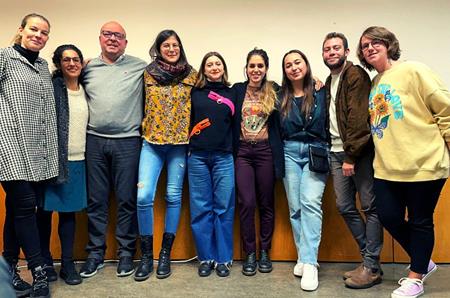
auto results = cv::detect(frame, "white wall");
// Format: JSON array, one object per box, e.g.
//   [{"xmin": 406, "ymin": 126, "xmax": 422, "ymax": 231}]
[{"xmin": 1, "ymin": 0, "xmax": 449, "ymax": 86}]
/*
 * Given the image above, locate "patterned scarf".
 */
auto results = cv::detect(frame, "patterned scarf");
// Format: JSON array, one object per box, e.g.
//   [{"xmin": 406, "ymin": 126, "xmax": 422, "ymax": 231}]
[{"xmin": 146, "ymin": 58, "xmax": 192, "ymax": 85}]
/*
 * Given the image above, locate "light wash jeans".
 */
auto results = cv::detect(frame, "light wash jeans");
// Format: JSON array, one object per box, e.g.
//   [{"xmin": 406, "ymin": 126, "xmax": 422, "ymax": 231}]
[
  {"xmin": 283, "ymin": 140, "xmax": 328, "ymax": 265},
  {"xmin": 188, "ymin": 151, "xmax": 235, "ymax": 264},
  {"xmin": 137, "ymin": 141, "xmax": 187, "ymax": 236}
]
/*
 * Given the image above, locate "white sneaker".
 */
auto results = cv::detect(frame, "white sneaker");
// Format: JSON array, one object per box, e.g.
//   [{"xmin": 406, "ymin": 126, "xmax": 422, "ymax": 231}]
[
  {"xmin": 391, "ymin": 278, "xmax": 424, "ymax": 298},
  {"xmin": 405, "ymin": 260, "xmax": 437, "ymax": 283},
  {"xmin": 422, "ymin": 261, "xmax": 437, "ymax": 282},
  {"xmin": 301, "ymin": 263, "xmax": 319, "ymax": 291},
  {"xmin": 294, "ymin": 262, "xmax": 304, "ymax": 277}
]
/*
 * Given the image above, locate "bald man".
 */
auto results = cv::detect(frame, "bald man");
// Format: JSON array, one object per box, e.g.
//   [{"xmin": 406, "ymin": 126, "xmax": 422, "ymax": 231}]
[{"xmin": 80, "ymin": 21, "xmax": 147, "ymax": 278}]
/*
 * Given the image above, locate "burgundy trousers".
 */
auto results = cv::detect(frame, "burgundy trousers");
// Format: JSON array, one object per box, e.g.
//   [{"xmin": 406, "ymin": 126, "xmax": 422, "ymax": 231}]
[{"xmin": 235, "ymin": 141, "xmax": 275, "ymax": 253}]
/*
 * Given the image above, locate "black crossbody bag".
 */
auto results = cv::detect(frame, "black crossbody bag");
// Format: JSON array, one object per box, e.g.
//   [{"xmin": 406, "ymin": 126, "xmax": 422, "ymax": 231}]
[{"xmin": 308, "ymin": 144, "xmax": 329, "ymax": 173}]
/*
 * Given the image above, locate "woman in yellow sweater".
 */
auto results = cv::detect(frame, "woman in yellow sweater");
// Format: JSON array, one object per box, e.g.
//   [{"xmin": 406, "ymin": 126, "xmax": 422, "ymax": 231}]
[
  {"xmin": 134, "ymin": 30, "xmax": 197, "ymax": 281},
  {"xmin": 357, "ymin": 26, "xmax": 450, "ymax": 298}
]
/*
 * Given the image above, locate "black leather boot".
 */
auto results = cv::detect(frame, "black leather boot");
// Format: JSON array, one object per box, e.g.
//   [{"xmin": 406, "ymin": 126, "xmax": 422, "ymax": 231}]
[
  {"xmin": 242, "ymin": 252, "xmax": 257, "ymax": 276},
  {"xmin": 31, "ymin": 265, "xmax": 50, "ymax": 298},
  {"xmin": 134, "ymin": 235, "xmax": 153, "ymax": 281},
  {"xmin": 156, "ymin": 233, "xmax": 175, "ymax": 279},
  {"xmin": 258, "ymin": 250, "xmax": 273, "ymax": 273}
]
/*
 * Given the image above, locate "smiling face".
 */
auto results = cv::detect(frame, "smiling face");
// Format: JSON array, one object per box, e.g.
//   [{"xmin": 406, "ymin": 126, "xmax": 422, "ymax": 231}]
[
  {"xmin": 283, "ymin": 52, "xmax": 308, "ymax": 83},
  {"xmin": 60, "ymin": 49, "xmax": 82, "ymax": 81},
  {"xmin": 18, "ymin": 16, "xmax": 50, "ymax": 52},
  {"xmin": 160, "ymin": 35, "xmax": 180, "ymax": 64},
  {"xmin": 322, "ymin": 37, "xmax": 349, "ymax": 73},
  {"xmin": 99, "ymin": 21, "xmax": 127, "ymax": 62},
  {"xmin": 361, "ymin": 35, "xmax": 389, "ymax": 72},
  {"xmin": 204, "ymin": 55, "xmax": 224, "ymax": 82},
  {"xmin": 246, "ymin": 55, "xmax": 267, "ymax": 87}
]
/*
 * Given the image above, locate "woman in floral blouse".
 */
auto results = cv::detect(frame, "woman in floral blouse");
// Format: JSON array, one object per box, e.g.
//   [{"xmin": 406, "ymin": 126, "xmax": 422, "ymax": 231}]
[{"xmin": 134, "ymin": 29, "xmax": 197, "ymax": 282}]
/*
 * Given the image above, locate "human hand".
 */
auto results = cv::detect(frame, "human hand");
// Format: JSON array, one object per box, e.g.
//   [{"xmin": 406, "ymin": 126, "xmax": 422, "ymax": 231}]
[
  {"xmin": 342, "ymin": 162, "xmax": 355, "ymax": 176},
  {"xmin": 313, "ymin": 76, "xmax": 324, "ymax": 91}
]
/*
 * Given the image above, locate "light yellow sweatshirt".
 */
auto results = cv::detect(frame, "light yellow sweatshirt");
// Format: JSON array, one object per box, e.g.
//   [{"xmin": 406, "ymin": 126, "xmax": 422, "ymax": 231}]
[{"xmin": 369, "ymin": 61, "xmax": 450, "ymax": 181}]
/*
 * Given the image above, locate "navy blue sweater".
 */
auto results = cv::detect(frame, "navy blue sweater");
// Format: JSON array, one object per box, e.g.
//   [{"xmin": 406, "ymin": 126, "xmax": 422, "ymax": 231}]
[{"xmin": 189, "ymin": 81, "xmax": 235, "ymax": 153}]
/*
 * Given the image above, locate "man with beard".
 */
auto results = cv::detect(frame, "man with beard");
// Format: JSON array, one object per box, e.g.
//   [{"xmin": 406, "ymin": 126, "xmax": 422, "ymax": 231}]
[
  {"xmin": 80, "ymin": 21, "xmax": 146, "ymax": 279},
  {"xmin": 322, "ymin": 32, "xmax": 383, "ymax": 289}
]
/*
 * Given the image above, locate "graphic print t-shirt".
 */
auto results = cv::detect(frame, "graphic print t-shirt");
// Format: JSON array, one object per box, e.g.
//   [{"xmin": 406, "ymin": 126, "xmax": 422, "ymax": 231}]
[{"xmin": 240, "ymin": 86, "xmax": 269, "ymax": 142}]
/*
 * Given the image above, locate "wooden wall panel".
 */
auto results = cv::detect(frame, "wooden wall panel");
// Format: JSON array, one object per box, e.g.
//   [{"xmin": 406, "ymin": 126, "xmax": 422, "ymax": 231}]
[{"xmin": 1, "ymin": 177, "xmax": 448, "ymax": 263}]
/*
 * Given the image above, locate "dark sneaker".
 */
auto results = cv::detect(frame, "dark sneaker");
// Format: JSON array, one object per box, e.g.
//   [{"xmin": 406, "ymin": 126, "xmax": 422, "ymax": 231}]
[
  {"xmin": 31, "ymin": 265, "xmax": 50, "ymax": 298},
  {"xmin": 42, "ymin": 264, "xmax": 57, "ymax": 282},
  {"xmin": 60, "ymin": 262, "xmax": 82, "ymax": 285},
  {"xmin": 117, "ymin": 256, "xmax": 135, "ymax": 277},
  {"xmin": 80, "ymin": 258, "xmax": 104, "ymax": 278},
  {"xmin": 198, "ymin": 260, "xmax": 215, "ymax": 277},
  {"xmin": 216, "ymin": 263, "xmax": 231, "ymax": 277},
  {"xmin": 11, "ymin": 265, "xmax": 32, "ymax": 297}
]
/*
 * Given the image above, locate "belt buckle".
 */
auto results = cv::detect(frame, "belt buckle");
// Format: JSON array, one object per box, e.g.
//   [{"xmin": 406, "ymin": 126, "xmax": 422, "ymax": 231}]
[{"xmin": 249, "ymin": 140, "xmax": 258, "ymax": 145}]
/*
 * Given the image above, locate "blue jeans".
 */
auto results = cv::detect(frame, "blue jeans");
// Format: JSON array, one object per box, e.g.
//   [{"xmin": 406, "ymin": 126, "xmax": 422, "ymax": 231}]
[
  {"xmin": 188, "ymin": 151, "xmax": 235, "ymax": 264},
  {"xmin": 137, "ymin": 141, "xmax": 187, "ymax": 236},
  {"xmin": 283, "ymin": 140, "xmax": 328, "ymax": 265}
]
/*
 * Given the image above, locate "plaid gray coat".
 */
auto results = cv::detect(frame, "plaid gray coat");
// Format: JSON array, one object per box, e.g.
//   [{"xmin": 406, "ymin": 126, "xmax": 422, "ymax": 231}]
[{"xmin": 0, "ymin": 47, "xmax": 58, "ymax": 181}]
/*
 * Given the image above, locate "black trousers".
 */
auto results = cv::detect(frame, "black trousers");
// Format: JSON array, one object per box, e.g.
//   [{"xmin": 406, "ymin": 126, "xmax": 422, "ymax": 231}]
[
  {"xmin": 374, "ymin": 178, "xmax": 446, "ymax": 274},
  {"xmin": 37, "ymin": 208, "xmax": 76, "ymax": 265},
  {"xmin": 85, "ymin": 135, "xmax": 140, "ymax": 260},
  {"xmin": 1, "ymin": 180, "xmax": 44, "ymax": 270}
]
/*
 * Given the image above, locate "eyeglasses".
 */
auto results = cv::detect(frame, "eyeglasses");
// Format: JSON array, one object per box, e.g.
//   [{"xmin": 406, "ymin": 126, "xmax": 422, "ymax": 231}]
[
  {"xmin": 361, "ymin": 39, "xmax": 385, "ymax": 52},
  {"xmin": 161, "ymin": 43, "xmax": 180, "ymax": 50},
  {"xmin": 62, "ymin": 57, "xmax": 81, "ymax": 64},
  {"xmin": 101, "ymin": 30, "xmax": 126, "ymax": 40}
]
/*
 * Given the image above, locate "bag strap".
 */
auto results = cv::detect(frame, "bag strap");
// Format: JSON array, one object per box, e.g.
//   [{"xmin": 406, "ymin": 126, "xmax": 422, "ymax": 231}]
[
  {"xmin": 207, "ymin": 91, "xmax": 235, "ymax": 116},
  {"xmin": 189, "ymin": 118, "xmax": 211, "ymax": 139}
]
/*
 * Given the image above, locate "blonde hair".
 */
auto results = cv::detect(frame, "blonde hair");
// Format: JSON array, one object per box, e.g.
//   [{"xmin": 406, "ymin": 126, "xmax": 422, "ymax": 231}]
[
  {"xmin": 258, "ymin": 80, "xmax": 277, "ymax": 115},
  {"xmin": 12, "ymin": 13, "xmax": 51, "ymax": 45}
]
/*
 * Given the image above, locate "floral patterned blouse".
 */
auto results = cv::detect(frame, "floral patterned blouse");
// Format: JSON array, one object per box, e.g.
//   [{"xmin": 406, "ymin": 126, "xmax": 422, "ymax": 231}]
[{"xmin": 141, "ymin": 69, "xmax": 197, "ymax": 144}]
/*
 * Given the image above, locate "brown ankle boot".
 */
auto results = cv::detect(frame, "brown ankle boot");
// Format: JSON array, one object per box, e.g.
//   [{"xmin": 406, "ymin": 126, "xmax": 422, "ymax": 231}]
[{"xmin": 344, "ymin": 266, "xmax": 382, "ymax": 289}]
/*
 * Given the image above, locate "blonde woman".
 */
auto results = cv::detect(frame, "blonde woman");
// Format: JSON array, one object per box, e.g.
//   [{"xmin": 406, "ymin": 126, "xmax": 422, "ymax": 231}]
[{"xmin": 0, "ymin": 13, "xmax": 56, "ymax": 298}]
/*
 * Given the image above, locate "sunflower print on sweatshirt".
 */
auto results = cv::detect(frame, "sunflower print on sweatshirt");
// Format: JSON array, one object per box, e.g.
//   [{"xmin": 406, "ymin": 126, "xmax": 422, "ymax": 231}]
[{"xmin": 369, "ymin": 83, "xmax": 404, "ymax": 139}]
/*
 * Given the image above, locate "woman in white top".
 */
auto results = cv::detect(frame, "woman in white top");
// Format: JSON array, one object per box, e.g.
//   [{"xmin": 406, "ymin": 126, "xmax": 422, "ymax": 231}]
[{"xmin": 37, "ymin": 44, "xmax": 89, "ymax": 286}]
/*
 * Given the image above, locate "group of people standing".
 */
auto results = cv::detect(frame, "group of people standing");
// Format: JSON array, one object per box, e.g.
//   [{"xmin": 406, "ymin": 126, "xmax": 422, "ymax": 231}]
[{"xmin": 0, "ymin": 12, "xmax": 449, "ymax": 298}]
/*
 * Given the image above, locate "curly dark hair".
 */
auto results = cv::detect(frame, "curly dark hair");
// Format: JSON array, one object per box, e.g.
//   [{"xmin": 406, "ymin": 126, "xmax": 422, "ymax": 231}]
[{"xmin": 52, "ymin": 44, "xmax": 84, "ymax": 80}]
